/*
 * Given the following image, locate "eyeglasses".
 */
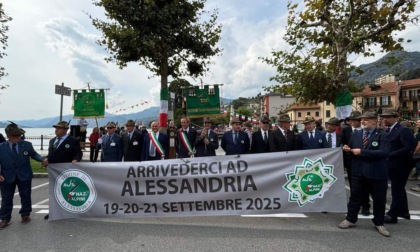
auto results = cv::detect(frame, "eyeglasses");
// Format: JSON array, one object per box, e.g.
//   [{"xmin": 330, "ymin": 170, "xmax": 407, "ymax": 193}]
[{"xmin": 262, "ymin": 122, "xmax": 270, "ymax": 124}]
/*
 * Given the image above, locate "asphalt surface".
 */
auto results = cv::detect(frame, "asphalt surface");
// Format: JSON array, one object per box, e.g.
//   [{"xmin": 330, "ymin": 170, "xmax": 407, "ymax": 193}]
[{"xmin": 2, "ymin": 150, "xmax": 420, "ymax": 251}]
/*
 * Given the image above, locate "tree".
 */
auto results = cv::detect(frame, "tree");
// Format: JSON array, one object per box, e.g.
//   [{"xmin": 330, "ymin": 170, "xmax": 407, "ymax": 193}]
[
  {"xmin": 0, "ymin": 3, "xmax": 12, "ymax": 90},
  {"xmin": 262, "ymin": 0, "xmax": 417, "ymax": 104},
  {"xmin": 89, "ymin": 0, "xmax": 221, "ymax": 127},
  {"xmin": 168, "ymin": 79, "xmax": 192, "ymax": 124}
]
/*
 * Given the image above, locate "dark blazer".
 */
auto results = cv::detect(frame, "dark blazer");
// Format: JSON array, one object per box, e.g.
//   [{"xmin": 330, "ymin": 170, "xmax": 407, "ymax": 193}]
[
  {"xmin": 296, "ymin": 130, "xmax": 326, "ymax": 150},
  {"xmin": 348, "ymin": 128, "xmax": 390, "ymax": 179},
  {"xmin": 175, "ymin": 127, "xmax": 198, "ymax": 158},
  {"xmin": 221, "ymin": 130, "xmax": 250, "ymax": 155},
  {"xmin": 0, "ymin": 141, "xmax": 44, "ymax": 183},
  {"xmin": 250, "ymin": 130, "xmax": 271, "ymax": 153},
  {"xmin": 122, "ymin": 130, "xmax": 143, "ymax": 161},
  {"xmin": 0, "ymin": 133, "xmax": 5, "ymax": 143},
  {"xmin": 323, "ymin": 132, "xmax": 342, "ymax": 148},
  {"xmin": 47, "ymin": 135, "xmax": 82, "ymax": 163},
  {"xmin": 98, "ymin": 133, "xmax": 123, "ymax": 162},
  {"xmin": 269, "ymin": 127, "xmax": 296, "ymax": 152},
  {"xmin": 142, "ymin": 132, "xmax": 169, "ymax": 160},
  {"xmin": 195, "ymin": 130, "xmax": 219, "ymax": 157},
  {"xmin": 386, "ymin": 122, "xmax": 416, "ymax": 169}
]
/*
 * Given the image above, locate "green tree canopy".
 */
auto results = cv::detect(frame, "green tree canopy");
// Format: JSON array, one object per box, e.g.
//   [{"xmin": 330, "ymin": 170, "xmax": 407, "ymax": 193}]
[
  {"xmin": 262, "ymin": 0, "xmax": 417, "ymax": 104},
  {"xmin": 89, "ymin": 0, "xmax": 221, "ymax": 90},
  {"xmin": 0, "ymin": 3, "xmax": 12, "ymax": 90}
]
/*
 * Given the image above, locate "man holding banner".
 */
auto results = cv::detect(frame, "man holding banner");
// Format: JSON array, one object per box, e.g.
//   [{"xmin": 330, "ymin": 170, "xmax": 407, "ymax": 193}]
[
  {"xmin": 175, "ymin": 117, "xmax": 197, "ymax": 158},
  {"xmin": 221, "ymin": 118, "xmax": 250, "ymax": 155},
  {"xmin": 338, "ymin": 111, "xmax": 391, "ymax": 237}
]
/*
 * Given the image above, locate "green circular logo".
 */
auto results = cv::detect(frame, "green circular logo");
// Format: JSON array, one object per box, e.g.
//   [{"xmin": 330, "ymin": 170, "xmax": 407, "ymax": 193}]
[
  {"xmin": 300, "ymin": 173, "xmax": 323, "ymax": 195},
  {"xmin": 61, "ymin": 177, "xmax": 90, "ymax": 207},
  {"xmin": 82, "ymin": 94, "xmax": 95, "ymax": 107},
  {"xmin": 55, "ymin": 169, "xmax": 97, "ymax": 213}
]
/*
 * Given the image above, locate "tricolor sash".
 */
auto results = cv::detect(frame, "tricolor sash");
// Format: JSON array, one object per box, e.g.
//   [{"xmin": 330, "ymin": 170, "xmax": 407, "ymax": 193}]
[
  {"xmin": 149, "ymin": 132, "xmax": 165, "ymax": 159},
  {"xmin": 179, "ymin": 129, "xmax": 195, "ymax": 157}
]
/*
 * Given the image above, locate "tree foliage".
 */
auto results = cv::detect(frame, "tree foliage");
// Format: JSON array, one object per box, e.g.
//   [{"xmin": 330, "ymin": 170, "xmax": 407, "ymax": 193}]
[
  {"xmin": 89, "ymin": 0, "xmax": 221, "ymax": 92},
  {"xmin": 0, "ymin": 3, "xmax": 12, "ymax": 90},
  {"xmin": 262, "ymin": 0, "xmax": 417, "ymax": 104}
]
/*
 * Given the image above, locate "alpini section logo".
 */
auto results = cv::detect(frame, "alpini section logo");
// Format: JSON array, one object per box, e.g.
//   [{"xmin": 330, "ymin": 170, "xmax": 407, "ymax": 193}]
[
  {"xmin": 283, "ymin": 157, "xmax": 337, "ymax": 207},
  {"xmin": 54, "ymin": 169, "xmax": 97, "ymax": 213}
]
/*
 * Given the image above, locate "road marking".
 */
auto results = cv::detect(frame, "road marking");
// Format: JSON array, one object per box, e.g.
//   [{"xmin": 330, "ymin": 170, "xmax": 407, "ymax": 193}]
[
  {"xmin": 13, "ymin": 205, "xmax": 49, "ymax": 209},
  {"xmin": 0, "ymin": 182, "xmax": 49, "ymax": 200},
  {"xmin": 242, "ymin": 213, "xmax": 307, "ymax": 218}
]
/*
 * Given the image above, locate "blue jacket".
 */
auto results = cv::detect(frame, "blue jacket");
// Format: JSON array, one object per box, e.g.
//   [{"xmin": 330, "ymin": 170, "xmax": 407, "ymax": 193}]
[
  {"xmin": 296, "ymin": 130, "xmax": 327, "ymax": 150},
  {"xmin": 348, "ymin": 128, "xmax": 390, "ymax": 180},
  {"xmin": 98, "ymin": 133, "xmax": 123, "ymax": 162},
  {"xmin": 221, "ymin": 130, "xmax": 250, "ymax": 155},
  {"xmin": 195, "ymin": 130, "xmax": 219, "ymax": 157},
  {"xmin": 386, "ymin": 122, "xmax": 416, "ymax": 169},
  {"xmin": 0, "ymin": 141, "xmax": 44, "ymax": 183}
]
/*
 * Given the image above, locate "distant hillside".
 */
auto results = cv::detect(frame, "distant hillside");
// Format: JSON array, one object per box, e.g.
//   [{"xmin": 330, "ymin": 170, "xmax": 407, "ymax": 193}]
[
  {"xmin": 2, "ymin": 97, "xmax": 233, "ymax": 128},
  {"xmin": 351, "ymin": 51, "xmax": 420, "ymax": 85}
]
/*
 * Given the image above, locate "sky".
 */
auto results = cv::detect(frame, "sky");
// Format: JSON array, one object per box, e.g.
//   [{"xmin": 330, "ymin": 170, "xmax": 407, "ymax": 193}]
[{"xmin": 1, "ymin": 0, "xmax": 420, "ymax": 121}]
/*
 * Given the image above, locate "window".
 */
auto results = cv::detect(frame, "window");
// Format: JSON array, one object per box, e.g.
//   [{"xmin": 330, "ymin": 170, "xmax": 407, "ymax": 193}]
[
  {"xmin": 368, "ymin": 97, "xmax": 376, "ymax": 106},
  {"xmin": 315, "ymin": 111, "xmax": 320, "ymax": 117},
  {"xmin": 402, "ymin": 90, "xmax": 408, "ymax": 97},
  {"xmin": 298, "ymin": 112, "xmax": 301, "ymax": 117},
  {"xmin": 380, "ymin": 96, "xmax": 390, "ymax": 106},
  {"xmin": 306, "ymin": 112, "xmax": 311, "ymax": 116},
  {"xmin": 326, "ymin": 110, "xmax": 331, "ymax": 117},
  {"xmin": 326, "ymin": 101, "xmax": 331, "ymax": 105},
  {"xmin": 402, "ymin": 102, "xmax": 407, "ymax": 108}
]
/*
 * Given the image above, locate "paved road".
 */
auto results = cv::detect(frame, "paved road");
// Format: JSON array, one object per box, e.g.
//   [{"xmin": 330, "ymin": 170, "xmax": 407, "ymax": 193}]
[{"xmin": 1, "ymin": 176, "xmax": 420, "ymax": 251}]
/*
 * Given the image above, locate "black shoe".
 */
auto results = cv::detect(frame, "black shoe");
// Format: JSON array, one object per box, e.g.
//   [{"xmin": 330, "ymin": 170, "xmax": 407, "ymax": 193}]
[
  {"xmin": 384, "ymin": 215, "xmax": 398, "ymax": 224},
  {"xmin": 44, "ymin": 214, "xmax": 49, "ymax": 220},
  {"xmin": 361, "ymin": 208, "xmax": 370, "ymax": 216},
  {"xmin": 397, "ymin": 213, "xmax": 411, "ymax": 220}
]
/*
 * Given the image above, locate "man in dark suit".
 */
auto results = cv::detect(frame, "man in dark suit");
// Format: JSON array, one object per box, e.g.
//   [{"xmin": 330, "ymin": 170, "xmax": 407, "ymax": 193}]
[
  {"xmin": 251, "ymin": 116, "xmax": 271, "ymax": 153},
  {"xmin": 175, "ymin": 117, "xmax": 198, "ymax": 158},
  {"xmin": 324, "ymin": 117, "xmax": 342, "ymax": 148},
  {"xmin": 46, "ymin": 121, "xmax": 83, "ymax": 164},
  {"xmin": 122, "ymin": 119, "xmax": 143, "ymax": 162},
  {"xmin": 340, "ymin": 111, "xmax": 370, "ymax": 215},
  {"xmin": 97, "ymin": 121, "xmax": 123, "ymax": 162},
  {"xmin": 43, "ymin": 120, "xmax": 83, "ymax": 220},
  {"xmin": 338, "ymin": 111, "xmax": 391, "ymax": 237},
  {"xmin": 221, "ymin": 118, "xmax": 250, "ymax": 155},
  {"xmin": 270, "ymin": 114, "xmax": 295, "ymax": 152},
  {"xmin": 0, "ymin": 123, "xmax": 46, "ymax": 229},
  {"xmin": 296, "ymin": 116, "xmax": 326, "ymax": 150},
  {"xmin": 195, "ymin": 118, "xmax": 219, "ymax": 157},
  {"xmin": 142, "ymin": 121, "xmax": 169, "ymax": 160},
  {"xmin": 381, "ymin": 109, "xmax": 416, "ymax": 223}
]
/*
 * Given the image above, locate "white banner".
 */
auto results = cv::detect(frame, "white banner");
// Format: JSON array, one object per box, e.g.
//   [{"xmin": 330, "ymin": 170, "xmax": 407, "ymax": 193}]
[{"xmin": 48, "ymin": 148, "xmax": 347, "ymax": 220}]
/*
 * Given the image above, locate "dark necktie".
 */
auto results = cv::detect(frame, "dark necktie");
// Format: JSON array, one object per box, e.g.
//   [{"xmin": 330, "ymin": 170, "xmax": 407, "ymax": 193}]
[
  {"xmin": 353, "ymin": 128, "xmax": 357, "ymax": 132},
  {"xmin": 363, "ymin": 131, "xmax": 369, "ymax": 147},
  {"xmin": 310, "ymin": 132, "xmax": 314, "ymax": 141},
  {"xmin": 234, "ymin": 132, "xmax": 238, "ymax": 145},
  {"xmin": 53, "ymin": 137, "xmax": 61, "ymax": 150},
  {"xmin": 12, "ymin": 143, "xmax": 18, "ymax": 159},
  {"xmin": 263, "ymin": 131, "xmax": 268, "ymax": 143},
  {"xmin": 328, "ymin": 133, "xmax": 332, "ymax": 148},
  {"xmin": 283, "ymin": 130, "xmax": 288, "ymax": 143},
  {"xmin": 386, "ymin": 128, "xmax": 390, "ymax": 133}
]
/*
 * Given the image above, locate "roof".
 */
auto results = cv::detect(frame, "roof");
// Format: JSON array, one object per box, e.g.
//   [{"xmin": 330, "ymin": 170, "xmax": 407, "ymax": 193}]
[{"xmin": 354, "ymin": 82, "xmax": 400, "ymax": 97}]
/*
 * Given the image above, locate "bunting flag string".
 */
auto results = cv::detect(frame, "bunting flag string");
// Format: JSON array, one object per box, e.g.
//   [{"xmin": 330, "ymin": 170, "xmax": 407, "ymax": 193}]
[{"xmin": 109, "ymin": 100, "xmax": 150, "ymax": 114}]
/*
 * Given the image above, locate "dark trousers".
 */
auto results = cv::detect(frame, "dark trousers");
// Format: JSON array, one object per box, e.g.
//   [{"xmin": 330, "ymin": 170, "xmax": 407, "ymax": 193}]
[
  {"xmin": 90, "ymin": 146, "xmax": 99, "ymax": 162},
  {"xmin": 387, "ymin": 166, "xmax": 412, "ymax": 217},
  {"xmin": 346, "ymin": 159, "xmax": 370, "ymax": 209},
  {"xmin": 0, "ymin": 178, "xmax": 32, "ymax": 221},
  {"xmin": 346, "ymin": 176, "xmax": 387, "ymax": 226},
  {"xmin": 148, "ymin": 156, "xmax": 161, "ymax": 161}
]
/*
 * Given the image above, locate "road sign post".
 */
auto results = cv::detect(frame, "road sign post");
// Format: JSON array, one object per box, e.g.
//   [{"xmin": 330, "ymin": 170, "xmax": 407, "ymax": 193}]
[{"xmin": 55, "ymin": 83, "xmax": 71, "ymax": 121}]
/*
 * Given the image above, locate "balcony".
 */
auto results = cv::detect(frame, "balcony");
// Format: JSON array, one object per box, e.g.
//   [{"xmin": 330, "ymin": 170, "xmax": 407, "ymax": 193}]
[
  {"xmin": 400, "ymin": 107, "xmax": 411, "ymax": 112},
  {"xmin": 401, "ymin": 96, "xmax": 409, "ymax": 101},
  {"xmin": 410, "ymin": 95, "xmax": 418, "ymax": 101},
  {"xmin": 364, "ymin": 101, "xmax": 393, "ymax": 108}
]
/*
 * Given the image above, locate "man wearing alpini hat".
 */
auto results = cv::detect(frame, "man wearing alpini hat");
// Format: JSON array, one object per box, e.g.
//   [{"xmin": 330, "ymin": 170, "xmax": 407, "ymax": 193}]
[
  {"xmin": 380, "ymin": 109, "xmax": 416, "ymax": 224},
  {"xmin": 270, "ymin": 114, "xmax": 296, "ymax": 152},
  {"xmin": 339, "ymin": 111, "xmax": 391, "ymax": 237},
  {"xmin": 296, "ymin": 116, "xmax": 326, "ymax": 150},
  {"xmin": 122, "ymin": 119, "xmax": 143, "ymax": 161},
  {"xmin": 323, "ymin": 117, "xmax": 342, "ymax": 148},
  {"xmin": 221, "ymin": 117, "xmax": 250, "ymax": 155},
  {"xmin": 0, "ymin": 122, "xmax": 46, "ymax": 229}
]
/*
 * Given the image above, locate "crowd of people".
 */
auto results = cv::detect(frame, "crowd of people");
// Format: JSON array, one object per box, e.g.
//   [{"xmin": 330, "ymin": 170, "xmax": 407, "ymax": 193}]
[{"xmin": 1, "ymin": 110, "xmax": 419, "ymax": 237}]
